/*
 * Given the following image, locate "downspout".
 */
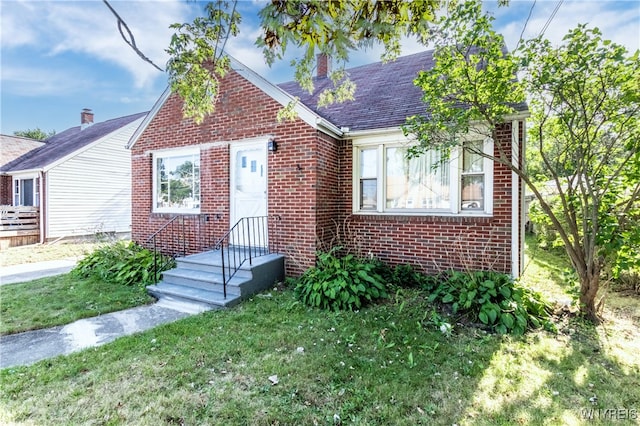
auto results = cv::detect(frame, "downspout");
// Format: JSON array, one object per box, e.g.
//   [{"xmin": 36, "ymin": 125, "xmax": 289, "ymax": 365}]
[
  {"xmin": 39, "ymin": 170, "xmax": 45, "ymax": 244},
  {"xmin": 511, "ymin": 120, "xmax": 521, "ymax": 276},
  {"xmin": 520, "ymin": 120, "xmax": 527, "ymax": 276}
]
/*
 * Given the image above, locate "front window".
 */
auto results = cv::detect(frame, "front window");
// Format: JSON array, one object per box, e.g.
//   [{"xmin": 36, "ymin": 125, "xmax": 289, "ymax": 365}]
[
  {"xmin": 153, "ymin": 149, "xmax": 200, "ymax": 213},
  {"xmin": 354, "ymin": 136, "xmax": 492, "ymax": 215},
  {"xmin": 385, "ymin": 147, "xmax": 450, "ymax": 210}
]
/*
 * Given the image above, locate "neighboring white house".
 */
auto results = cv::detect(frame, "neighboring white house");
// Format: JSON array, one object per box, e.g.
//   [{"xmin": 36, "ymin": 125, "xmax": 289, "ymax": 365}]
[{"xmin": 0, "ymin": 109, "xmax": 147, "ymax": 242}]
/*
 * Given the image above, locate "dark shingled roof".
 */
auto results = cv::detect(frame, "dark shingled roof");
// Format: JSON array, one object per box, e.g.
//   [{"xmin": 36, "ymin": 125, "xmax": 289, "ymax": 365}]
[
  {"xmin": 1, "ymin": 112, "xmax": 147, "ymax": 172},
  {"xmin": 278, "ymin": 49, "xmax": 527, "ymax": 132}
]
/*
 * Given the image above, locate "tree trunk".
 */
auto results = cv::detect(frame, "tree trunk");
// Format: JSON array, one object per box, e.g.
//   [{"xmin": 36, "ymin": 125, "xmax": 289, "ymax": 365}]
[{"xmin": 579, "ymin": 266, "xmax": 602, "ymax": 323}]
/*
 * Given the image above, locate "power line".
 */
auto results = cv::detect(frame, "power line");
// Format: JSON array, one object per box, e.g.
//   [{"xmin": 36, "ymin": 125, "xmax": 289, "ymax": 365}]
[
  {"xmin": 539, "ymin": 0, "xmax": 564, "ymax": 38},
  {"xmin": 218, "ymin": 0, "xmax": 238, "ymax": 59},
  {"xmin": 102, "ymin": 0, "xmax": 164, "ymax": 72},
  {"xmin": 515, "ymin": 0, "xmax": 536, "ymax": 50}
]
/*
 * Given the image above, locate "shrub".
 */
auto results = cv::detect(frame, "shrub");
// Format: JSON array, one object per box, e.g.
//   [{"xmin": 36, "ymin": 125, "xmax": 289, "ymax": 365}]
[
  {"xmin": 528, "ymin": 198, "xmax": 565, "ymax": 251},
  {"xmin": 72, "ymin": 241, "xmax": 175, "ymax": 287},
  {"xmin": 391, "ymin": 264, "xmax": 424, "ymax": 288},
  {"xmin": 427, "ymin": 270, "xmax": 554, "ymax": 335},
  {"xmin": 295, "ymin": 248, "xmax": 388, "ymax": 311}
]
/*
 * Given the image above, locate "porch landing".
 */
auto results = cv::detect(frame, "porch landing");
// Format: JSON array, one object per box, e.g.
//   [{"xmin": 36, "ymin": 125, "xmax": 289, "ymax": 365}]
[{"xmin": 147, "ymin": 250, "xmax": 285, "ymax": 311}]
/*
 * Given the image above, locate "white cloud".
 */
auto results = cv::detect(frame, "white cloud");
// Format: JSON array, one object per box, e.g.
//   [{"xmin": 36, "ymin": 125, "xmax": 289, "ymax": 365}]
[
  {"xmin": 2, "ymin": 0, "xmax": 193, "ymax": 90},
  {"xmin": 0, "ymin": 1, "xmax": 40, "ymax": 48}
]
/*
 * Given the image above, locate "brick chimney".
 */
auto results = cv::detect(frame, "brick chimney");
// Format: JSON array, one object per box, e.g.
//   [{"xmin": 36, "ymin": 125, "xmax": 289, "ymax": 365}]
[
  {"xmin": 317, "ymin": 53, "xmax": 331, "ymax": 78},
  {"xmin": 81, "ymin": 108, "xmax": 94, "ymax": 130}
]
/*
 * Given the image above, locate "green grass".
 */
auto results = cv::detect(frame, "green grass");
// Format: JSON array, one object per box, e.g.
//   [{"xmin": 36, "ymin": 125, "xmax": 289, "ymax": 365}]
[
  {"xmin": 0, "ymin": 274, "xmax": 154, "ymax": 335},
  {"xmin": 0, "ymin": 239, "xmax": 638, "ymax": 425}
]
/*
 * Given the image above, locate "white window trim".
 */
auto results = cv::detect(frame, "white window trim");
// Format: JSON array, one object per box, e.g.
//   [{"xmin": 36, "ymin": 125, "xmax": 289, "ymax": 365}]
[
  {"xmin": 12, "ymin": 173, "xmax": 40, "ymax": 207},
  {"xmin": 152, "ymin": 147, "xmax": 201, "ymax": 214},
  {"xmin": 352, "ymin": 131, "xmax": 494, "ymax": 217}
]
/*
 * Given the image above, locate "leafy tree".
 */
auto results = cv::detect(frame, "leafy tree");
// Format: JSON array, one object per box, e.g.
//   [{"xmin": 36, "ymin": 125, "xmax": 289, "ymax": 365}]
[
  {"xmin": 13, "ymin": 128, "xmax": 55, "ymax": 141},
  {"xmin": 403, "ymin": 1, "xmax": 640, "ymax": 322},
  {"xmin": 522, "ymin": 26, "xmax": 640, "ymax": 319},
  {"xmin": 166, "ymin": 0, "xmax": 442, "ymax": 123}
]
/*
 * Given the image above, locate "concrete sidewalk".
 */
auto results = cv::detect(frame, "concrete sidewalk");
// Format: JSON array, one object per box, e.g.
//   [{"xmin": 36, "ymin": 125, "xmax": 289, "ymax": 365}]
[
  {"xmin": 0, "ymin": 259, "xmax": 78, "ymax": 285},
  {"xmin": 0, "ymin": 261, "xmax": 210, "ymax": 369},
  {"xmin": 0, "ymin": 300, "xmax": 205, "ymax": 368}
]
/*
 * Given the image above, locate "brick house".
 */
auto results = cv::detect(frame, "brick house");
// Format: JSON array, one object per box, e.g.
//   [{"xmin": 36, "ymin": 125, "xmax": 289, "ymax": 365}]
[{"xmin": 128, "ymin": 50, "xmax": 527, "ymax": 278}]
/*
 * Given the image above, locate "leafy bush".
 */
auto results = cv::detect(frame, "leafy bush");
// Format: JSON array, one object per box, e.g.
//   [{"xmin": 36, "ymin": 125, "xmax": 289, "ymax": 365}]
[
  {"xmin": 528, "ymin": 198, "xmax": 565, "ymax": 251},
  {"xmin": 391, "ymin": 264, "xmax": 424, "ymax": 288},
  {"xmin": 295, "ymin": 248, "xmax": 388, "ymax": 311},
  {"xmin": 427, "ymin": 270, "xmax": 554, "ymax": 335},
  {"xmin": 72, "ymin": 241, "xmax": 174, "ymax": 287}
]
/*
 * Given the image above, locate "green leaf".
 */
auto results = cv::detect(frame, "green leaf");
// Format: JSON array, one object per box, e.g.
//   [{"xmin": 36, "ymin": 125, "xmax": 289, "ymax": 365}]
[
  {"xmin": 501, "ymin": 313, "xmax": 514, "ymax": 329},
  {"xmin": 487, "ymin": 307, "xmax": 498, "ymax": 324}
]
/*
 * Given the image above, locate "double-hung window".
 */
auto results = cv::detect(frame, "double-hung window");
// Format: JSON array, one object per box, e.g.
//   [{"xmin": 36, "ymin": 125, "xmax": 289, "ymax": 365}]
[
  {"xmin": 153, "ymin": 148, "xmax": 200, "ymax": 213},
  {"xmin": 353, "ymin": 134, "xmax": 493, "ymax": 215}
]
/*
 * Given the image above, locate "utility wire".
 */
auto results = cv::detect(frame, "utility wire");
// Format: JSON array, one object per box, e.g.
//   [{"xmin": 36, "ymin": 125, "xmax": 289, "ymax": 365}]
[
  {"xmin": 515, "ymin": 0, "xmax": 536, "ymax": 50},
  {"xmin": 102, "ymin": 0, "xmax": 164, "ymax": 72},
  {"xmin": 218, "ymin": 0, "xmax": 238, "ymax": 59},
  {"xmin": 539, "ymin": 0, "xmax": 563, "ymax": 38}
]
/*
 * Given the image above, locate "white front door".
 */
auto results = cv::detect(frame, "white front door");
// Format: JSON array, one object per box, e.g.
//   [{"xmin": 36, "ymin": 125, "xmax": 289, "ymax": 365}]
[{"xmin": 230, "ymin": 140, "xmax": 267, "ymax": 247}]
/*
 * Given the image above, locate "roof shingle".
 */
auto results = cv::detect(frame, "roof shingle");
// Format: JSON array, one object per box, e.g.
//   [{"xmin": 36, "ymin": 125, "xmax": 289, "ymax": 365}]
[
  {"xmin": 1, "ymin": 112, "xmax": 147, "ymax": 172},
  {"xmin": 278, "ymin": 49, "xmax": 527, "ymax": 132}
]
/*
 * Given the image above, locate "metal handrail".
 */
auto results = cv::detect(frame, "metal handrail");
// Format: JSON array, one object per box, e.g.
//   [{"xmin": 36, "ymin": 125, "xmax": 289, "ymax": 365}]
[
  {"xmin": 214, "ymin": 215, "xmax": 281, "ymax": 298},
  {"xmin": 145, "ymin": 214, "xmax": 280, "ymax": 298},
  {"xmin": 146, "ymin": 215, "xmax": 186, "ymax": 283}
]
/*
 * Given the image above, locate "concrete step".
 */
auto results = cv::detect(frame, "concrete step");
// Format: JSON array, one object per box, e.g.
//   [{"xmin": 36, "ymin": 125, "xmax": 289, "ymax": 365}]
[
  {"xmin": 175, "ymin": 249, "xmax": 274, "ymax": 278},
  {"xmin": 147, "ymin": 282, "xmax": 242, "ymax": 308},
  {"xmin": 160, "ymin": 268, "xmax": 247, "ymax": 296},
  {"xmin": 148, "ymin": 251, "xmax": 286, "ymax": 309}
]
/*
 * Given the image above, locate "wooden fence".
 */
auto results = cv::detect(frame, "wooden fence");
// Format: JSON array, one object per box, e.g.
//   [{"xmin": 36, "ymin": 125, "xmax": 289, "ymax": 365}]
[{"xmin": 1, "ymin": 206, "xmax": 40, "ymax": 249}]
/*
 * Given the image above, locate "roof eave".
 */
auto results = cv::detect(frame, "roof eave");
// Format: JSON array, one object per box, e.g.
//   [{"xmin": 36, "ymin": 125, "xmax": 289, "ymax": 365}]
[
  {"xmin": 345, "ymin": 126, "xmax": 405, "ymax": 139},
  {"xmin": 2, "ymin": 167, "xmax": 43, "ymax": 175},
  {"xmin": 127, "ymin": 87, "xmax": 171, "ymax": 150}
]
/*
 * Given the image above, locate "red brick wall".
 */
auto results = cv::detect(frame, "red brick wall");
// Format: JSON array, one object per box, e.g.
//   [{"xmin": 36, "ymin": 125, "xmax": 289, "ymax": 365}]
[
  {"xmin": 131, "ymin": 67, "xmax": 521, "ymax": 277},
  {"xmin": 0, "ymin": 176, "xmax": 11, "ymax": 205},
  {"xmin": 335, "ymin": 122, "xmax": 519, "ymax": 275},
  {"xmin": 131, "ymin": 70, "xmax": 326, "ymax": 276}
]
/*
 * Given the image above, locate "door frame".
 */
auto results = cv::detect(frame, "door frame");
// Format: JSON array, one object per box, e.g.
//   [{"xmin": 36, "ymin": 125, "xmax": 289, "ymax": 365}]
[{"xmin": 229, "ymin": 137, "xmax": 269, "ymax": 233}]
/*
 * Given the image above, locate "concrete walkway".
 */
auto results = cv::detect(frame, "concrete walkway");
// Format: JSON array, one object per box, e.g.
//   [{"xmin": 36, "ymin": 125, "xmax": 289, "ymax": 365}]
[
  {"xmin": 0, "ymin": 261, "xmax": 209, "ymax": 369},
  {"xmin": 1, "ymin": 259, "xmax": 77, "ymax": 285}
]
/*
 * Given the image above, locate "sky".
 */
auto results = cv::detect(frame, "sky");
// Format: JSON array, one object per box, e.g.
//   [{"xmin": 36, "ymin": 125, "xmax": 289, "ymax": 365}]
[{"xmin": 1, "ymin": 0, "xmax": 639, "ymax": 136}]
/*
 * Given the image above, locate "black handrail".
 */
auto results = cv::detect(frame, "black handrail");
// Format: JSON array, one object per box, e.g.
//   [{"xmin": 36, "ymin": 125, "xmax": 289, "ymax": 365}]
[
  {"xmin": 146, "ymin": 215, "xmax": 185, "ymax": 283},
  {"xmin": 214, "ymin": 215, "xmax": 281, "ymax": 298},
  {"xmin": 145, "ymin": 214, "xmax": 224, "ymax": 283}
]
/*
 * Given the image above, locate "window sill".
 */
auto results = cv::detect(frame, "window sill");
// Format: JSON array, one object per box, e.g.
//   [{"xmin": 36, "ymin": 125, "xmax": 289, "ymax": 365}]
[
  {"xmin": 352, "ymin": 211, "xmax": 493, "ymax": 218},
  {"xmin": 152, "ymin": 209, "xmax": 201, "ymax": 216}
]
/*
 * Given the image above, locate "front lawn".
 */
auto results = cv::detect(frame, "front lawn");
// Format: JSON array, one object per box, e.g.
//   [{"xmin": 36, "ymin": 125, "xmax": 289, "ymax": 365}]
[
  {"xmin": 0, "ymin": 239, "xmax": 638, "ymax": 425},
  {"xmin": 0, "ymin": 274, "xmax": 153, "ymax": 335},
  {"xmin": 1, "ymin": 294, "xmax": 638, "ymax": 424}
]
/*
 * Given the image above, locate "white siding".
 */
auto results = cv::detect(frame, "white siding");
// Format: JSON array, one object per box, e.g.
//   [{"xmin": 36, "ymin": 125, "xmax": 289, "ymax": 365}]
[{"xmin": 45, "ymin": 120, "xmax": 140, "ymax": 239}]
